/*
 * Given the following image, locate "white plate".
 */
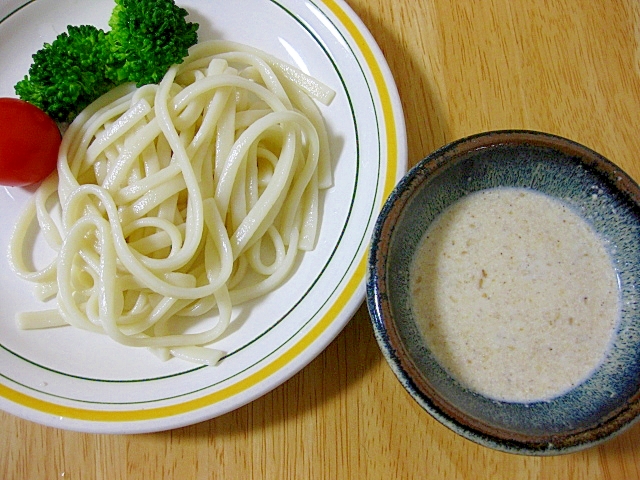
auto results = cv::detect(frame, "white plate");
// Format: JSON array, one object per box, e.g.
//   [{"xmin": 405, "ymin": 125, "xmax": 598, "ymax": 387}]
[{"xmin": 0, "ymin": 0, "xmax": 407, "ymax": 433}]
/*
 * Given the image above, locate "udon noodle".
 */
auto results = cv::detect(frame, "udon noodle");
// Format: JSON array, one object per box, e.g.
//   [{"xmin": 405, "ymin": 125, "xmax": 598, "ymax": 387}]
[{"xmin": 8, "ymin": 40, "xmax": 334, "ymax": 365}]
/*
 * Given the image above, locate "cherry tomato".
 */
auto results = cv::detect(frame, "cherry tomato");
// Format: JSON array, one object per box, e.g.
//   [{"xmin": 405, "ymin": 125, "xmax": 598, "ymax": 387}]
[{"xmin": 0, "ymin": 97, "xmax": 61, "ymax": 187}]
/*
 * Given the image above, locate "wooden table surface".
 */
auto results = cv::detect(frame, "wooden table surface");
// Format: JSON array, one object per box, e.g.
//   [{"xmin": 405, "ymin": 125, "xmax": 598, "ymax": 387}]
[{"xmin": 3, "ymin": 0, "xmax": 640, "ymax": 478}]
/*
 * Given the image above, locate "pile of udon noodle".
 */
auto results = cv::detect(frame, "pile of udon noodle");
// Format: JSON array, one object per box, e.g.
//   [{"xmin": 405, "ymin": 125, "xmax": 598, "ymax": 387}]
[{"xmin": 9, "ymin": 40, "xmax": 334, "ymax": 365}]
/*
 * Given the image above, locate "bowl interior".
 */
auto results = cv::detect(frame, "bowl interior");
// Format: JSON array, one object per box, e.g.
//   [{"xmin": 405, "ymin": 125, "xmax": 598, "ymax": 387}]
[{"xmin": 368, "ymin": 131, "xmax": 640, "ymax": 454}]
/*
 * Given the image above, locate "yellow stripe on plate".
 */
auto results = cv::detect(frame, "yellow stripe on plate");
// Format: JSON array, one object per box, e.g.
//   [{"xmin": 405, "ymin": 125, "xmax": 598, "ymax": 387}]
[{"xmin": 323, "ymin": 0, "xmax": 400, "ymax": 199}]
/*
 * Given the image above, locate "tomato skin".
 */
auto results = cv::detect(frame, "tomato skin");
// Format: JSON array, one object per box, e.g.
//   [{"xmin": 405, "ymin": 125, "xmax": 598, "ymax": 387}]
[{"xmin": 0, "ymin": 97, "xmax": 61, "ymax": 187}]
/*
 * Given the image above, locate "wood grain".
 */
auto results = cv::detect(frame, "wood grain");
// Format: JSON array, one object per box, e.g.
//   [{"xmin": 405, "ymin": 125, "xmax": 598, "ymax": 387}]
[{"xmin": 3, "ymin": 0, "xmax": 640, "ymax": 478}]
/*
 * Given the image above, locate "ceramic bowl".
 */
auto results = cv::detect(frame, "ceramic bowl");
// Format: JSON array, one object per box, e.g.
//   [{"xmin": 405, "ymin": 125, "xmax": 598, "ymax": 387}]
[{"xmin": 366, "ymin": 130, "xmax": 640, "ymax": 455}]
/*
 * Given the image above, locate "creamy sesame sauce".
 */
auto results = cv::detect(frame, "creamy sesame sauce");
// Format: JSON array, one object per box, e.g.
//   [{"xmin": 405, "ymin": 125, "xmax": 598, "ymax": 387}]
[{"xmin": 410, "ymin": 187, "xmax": 619, "ymax": 402}]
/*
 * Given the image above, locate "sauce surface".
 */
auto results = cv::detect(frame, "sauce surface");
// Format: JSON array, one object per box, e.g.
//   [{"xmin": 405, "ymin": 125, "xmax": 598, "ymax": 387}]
[{"xmin": 410, "ymin": 187, "xmax": 619, "ymax": 402}]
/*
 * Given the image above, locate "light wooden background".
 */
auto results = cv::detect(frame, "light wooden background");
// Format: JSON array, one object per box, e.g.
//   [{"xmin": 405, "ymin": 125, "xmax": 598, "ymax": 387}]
[{"xmin": 3, "ymin": 0, "xmax": 640, "ymax": 478}]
